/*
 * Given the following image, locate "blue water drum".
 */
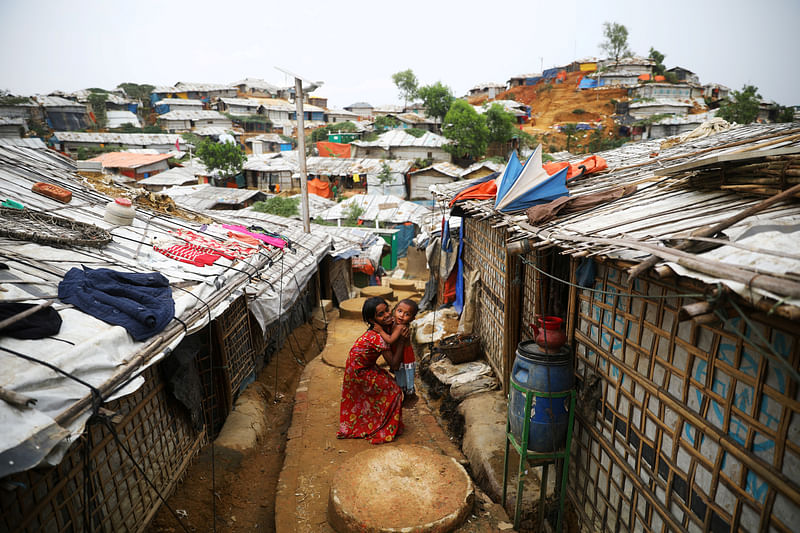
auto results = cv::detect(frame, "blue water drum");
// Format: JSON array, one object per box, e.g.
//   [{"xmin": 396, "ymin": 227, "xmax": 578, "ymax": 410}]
[{"xmin": 509, "ymin": 341, "xmax": 573, "ymax": 452}]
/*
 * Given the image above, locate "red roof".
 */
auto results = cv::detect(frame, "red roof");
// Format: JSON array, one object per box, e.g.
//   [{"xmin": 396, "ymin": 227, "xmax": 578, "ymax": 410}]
[{"xmin": 89, "ymin": 152, "xmax": 173, "ymax": 169}]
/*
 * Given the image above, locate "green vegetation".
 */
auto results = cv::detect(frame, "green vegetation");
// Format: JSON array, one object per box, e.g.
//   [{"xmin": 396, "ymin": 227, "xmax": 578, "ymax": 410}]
[
  {"xmin": 542, "ymin": 152, "xmax": 555, "ymax": 163},
  {"xmin": 600, "ymin": 22, "xmax": 631, "ymax": 64},
  {"xmin": 76, "ymin": 145, "xmax": 122, "ymax": 160},
  {"xmin": 561, "ymin": 123, "xmax": 579, "ymax": 152},
  {"xmin": 585, "ymin": 129, "xmax": 628, "ymax": 153},
  {"xmin": 717, "ymin": 84, "xmax": 761, "ymax": 124},
  {"xmin": 572, "ymin": 108, "xmax": 586, "ymax": 115},
  {"xmin": 485, "ymin": 104, "xmax": 518, "ymax": 145},
  {"xmin": 391, "ymin": 69, "xmax": 418, "ymax": 107},
  {"xmin": 405, "ymin": 127, "xmax": 426, "ymax": 138},
  {"xmin": 360, "ymin": 131, "xmax": 379, "ymax": 142},
  {"xmin": 377, "ymin": 162, "xmax": 393, "ymax": 184},
  {"xmin": 344, "ymin": 202, "xmax": 365, "ymax": 225},
  {"xmin": 772, "ymin": 105, "xmax": 795, "ymax": 123},
  {"xmin": 117, "ymin": 82, "xmax": 155, "ymax": 102},
  {"xmin": 0, "ymin": 90, "xmax": 30, "ymax": 105},
  {"xmin": 664, "ymin": 72, "xmax": 679, "ymax": 84},
  {"xmin": 310, "ymin": 121, "xmax": 358, "ymax": 143},
  {"xmin": 632, "ymin": 113, "xmax": 672, "ymax": 126},
  {"xmin": 195, "ymin": 138, "xmax": 246, "ymax": 178},
  {"xmin": 442, "ymin": 100, "xmax": 489, "ymax": 162},
  {"xmin": 224, "ymin": 114, "xmax": 272, "ymax": 132},
  {"xmin": 417, "ymin": 82, "xmax": 455, "ymax": 127},
  {"xmin": 252, "ymin": 196, "xmax": 300, "ymax": 218},
  {"xmin": 374, "ymin": 115, "xmax": 400, "ymax": 132},
  {"xmin": 648, "ymin": 47, "xmax": 666, "ymax": 76},
  {"xmin": 87, "ymin": 91, "xmax": 108, "ymax": 129}
]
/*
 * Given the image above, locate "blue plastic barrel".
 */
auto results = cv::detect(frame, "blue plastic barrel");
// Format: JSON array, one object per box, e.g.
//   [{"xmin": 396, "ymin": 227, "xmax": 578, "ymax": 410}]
[{"xmin": 509, "ymin": 341, "xmax": 573, "ymax": 452}]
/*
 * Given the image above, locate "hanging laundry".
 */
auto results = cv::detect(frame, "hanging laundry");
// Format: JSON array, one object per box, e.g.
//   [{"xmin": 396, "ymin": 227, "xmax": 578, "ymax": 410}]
[
  {"xmin": 153, "ymin": 242, "xmax": 223, "ymax": 267},
  {"xmin": 223, "ymin": 224, "xmax": 286, "ymax": 249},
  {"xmin": 0, "ymin": 303, "xmax": 62, "ymax": 339},
  {"xmin": 170, "ymin": 228, "xmax": 257, "ymax": 260},
  {"xmin": 57, "ymin": 267, "xmax": 174, "ymax": 342},
  {"xmin": 248, "ymin": 225, "xmax": 293, "ymax": 251}
]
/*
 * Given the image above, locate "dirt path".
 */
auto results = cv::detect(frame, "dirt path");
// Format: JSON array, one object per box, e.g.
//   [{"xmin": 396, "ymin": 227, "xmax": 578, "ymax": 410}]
[{"xmin": 148, "ymin": 321, "xmax": 323, "ymax": 533}]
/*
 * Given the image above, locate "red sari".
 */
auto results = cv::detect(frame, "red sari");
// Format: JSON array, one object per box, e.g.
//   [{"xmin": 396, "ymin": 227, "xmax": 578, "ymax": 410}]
[{"xmin": 337, "ymin": 329, "xmax": 403, "ymax": 444}]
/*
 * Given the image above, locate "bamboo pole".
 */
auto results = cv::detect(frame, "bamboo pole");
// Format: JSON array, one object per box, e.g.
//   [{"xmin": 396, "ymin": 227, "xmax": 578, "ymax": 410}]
[{"xmin": 628, "ymin": 182, "xmax": 800, "ymax": 279}]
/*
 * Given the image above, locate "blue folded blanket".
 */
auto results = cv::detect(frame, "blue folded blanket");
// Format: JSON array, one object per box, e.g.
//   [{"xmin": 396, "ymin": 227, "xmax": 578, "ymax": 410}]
[{"xmin": 58, "ymin": 267, "xmax": 175, "ymax": 341}]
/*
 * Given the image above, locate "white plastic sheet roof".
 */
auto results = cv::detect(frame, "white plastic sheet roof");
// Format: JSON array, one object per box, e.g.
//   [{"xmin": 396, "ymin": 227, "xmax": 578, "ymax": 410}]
[
  {"xmin": 351, "ymin": 129, "xmax": 449, "ymax": 149},
  {"xmin": 53, "ymin": 131, "xmax": 185, "ymax": 146},
  {"xmin": 315, "ymin": 194, "xmax": 432, "ymax": 226},
  {"xmin": 0, "ymin": 143, "xmax": 324, "ymax": 477},
  {"xmin": 158, "ymin": 110, "xmax": 228, "ymax": 121}
]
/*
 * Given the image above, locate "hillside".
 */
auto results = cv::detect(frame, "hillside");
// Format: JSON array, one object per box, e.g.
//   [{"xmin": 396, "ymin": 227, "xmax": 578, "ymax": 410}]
[{"xmin": 482, "ymin": 71, "xmax": 631, "ymax": 153}]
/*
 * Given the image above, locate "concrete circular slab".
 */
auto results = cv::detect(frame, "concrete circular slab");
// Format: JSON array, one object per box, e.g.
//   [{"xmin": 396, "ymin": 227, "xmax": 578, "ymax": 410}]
[
  {"xmin": 392, "ymin": 290, "xmax": 420, "ymax": 303},
  {"xmin": 360, "ymin": 286, "xmax": 394, "ymax": 299},
  {"xmin": 339, "ymin": 297, "xmax": 367, "ymax": 319},
  {"xmin": 389, "ymin": 279, "xmax": 417, "ymax": 291},
  {"xmin": 328, "ymin": 445, "xmax": 474, "ymax": 533}
]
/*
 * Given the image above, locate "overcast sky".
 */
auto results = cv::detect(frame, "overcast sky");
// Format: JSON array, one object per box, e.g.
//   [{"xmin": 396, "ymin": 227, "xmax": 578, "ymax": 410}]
[{"xmin": 1, "ymin": 0, "xmax": 798, "ymax": 108}]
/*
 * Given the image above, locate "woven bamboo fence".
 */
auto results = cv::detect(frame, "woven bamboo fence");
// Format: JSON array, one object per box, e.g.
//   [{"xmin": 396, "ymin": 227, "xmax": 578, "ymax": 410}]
[{"xmin": 568, "ymin": 262, "xmax": 800, "ymax": 532}]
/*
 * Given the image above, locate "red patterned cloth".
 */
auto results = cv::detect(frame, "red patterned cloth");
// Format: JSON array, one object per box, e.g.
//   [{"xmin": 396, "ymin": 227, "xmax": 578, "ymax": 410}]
[
  {"xmin": 170, "ymin": 228, "xmax": 259, "ymax": 260},
  {"xmin": 153, "ymin": 243, "xmax": 222, "ymax": 267},
  {"xmin": 337, "ymin": 329, "xmax": 403, "ymax": 444}
]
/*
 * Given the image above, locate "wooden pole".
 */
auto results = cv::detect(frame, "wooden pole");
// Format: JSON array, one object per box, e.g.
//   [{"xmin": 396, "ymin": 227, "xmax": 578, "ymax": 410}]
[
  {"xmin": 628, "ymin": 181, "xmax": 800, "ymax": 279},
  {"xmin": 295, "ymin": 77, "xmax": 310, "ymax": 233}
]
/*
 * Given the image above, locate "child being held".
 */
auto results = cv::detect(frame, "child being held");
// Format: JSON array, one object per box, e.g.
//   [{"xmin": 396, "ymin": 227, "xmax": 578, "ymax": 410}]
[{"xmin": 372, "ymin": 298, "xmax": 419, "ymax": 406}]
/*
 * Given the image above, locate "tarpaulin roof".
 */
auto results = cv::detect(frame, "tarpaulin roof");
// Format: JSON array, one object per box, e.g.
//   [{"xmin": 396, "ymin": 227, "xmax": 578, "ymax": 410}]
[{"xmin": 494, "ymin": 145, "xmax": 569, "ymax": 212}]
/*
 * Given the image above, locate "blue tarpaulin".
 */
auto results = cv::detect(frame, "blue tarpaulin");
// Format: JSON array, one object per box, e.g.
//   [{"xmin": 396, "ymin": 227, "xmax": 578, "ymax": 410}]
[
  {"xmin": 543, "ymin": 68, "xmax": 564, "ymax": 79},
  {"xmin": 393, "ymin": 223, "xmax": 415, "ymax": 258},
  {"xmin": 578, "ymin": 78, "xmax": 605, "ymax": 90},
  {"xmin": 524, "ymin": 76, "xmax": 543, "ymax": 85}
]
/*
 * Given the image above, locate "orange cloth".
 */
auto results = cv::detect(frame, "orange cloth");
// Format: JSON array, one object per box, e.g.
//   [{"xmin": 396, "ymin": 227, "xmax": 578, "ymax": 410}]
[
  {"xmin": 448, "ymin": 179, "xmax": 497, "ymax": 207},
  {"xmin": 317, "ymin": 141, "xmax": 351, "ymax": 158},
  {"xmin": 542, "ymin": 155, "xmax": 608, "ymax": 181},
  {"xmin": 308, "ymin": 178, "xmax": 333, "ymax": 199}
]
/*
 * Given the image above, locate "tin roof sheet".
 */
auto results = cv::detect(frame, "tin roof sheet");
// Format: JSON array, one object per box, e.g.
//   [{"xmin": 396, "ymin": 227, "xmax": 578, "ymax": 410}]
[
  {"xmin": 351, "ymin": 129, "xmax": 448, "ymax": 149},
  {"xmin": 53, "ymin": 131, "xmax": 184, "ymax": 146}
]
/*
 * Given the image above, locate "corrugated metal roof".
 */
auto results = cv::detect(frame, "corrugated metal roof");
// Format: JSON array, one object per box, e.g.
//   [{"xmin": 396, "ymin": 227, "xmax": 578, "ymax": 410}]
[
  {"xmin": 351, "ymin": 129, "xmax": 448, "ymax": 149},
  {"xmin": 106, "ymin": 110, "xmax": 141, "ymax": 129},
  {"xmin": 193, "ymin": 126, "xmax": 238, "ymax": 136},
  {"xmin": 230, "ymin": 78, "xmax": 279, "ymax": 92},
  {"xmin": 53, "ymin": 132, "xmax": 184, "ymax": 145},
  {"xmin": 316, "ymin": 194, "xmax": 432, "ymax": 226},
  {"xmin": 174, "ymin": 82, "xmax": 237, "ymax": 92},
  {"xmin": 33, "ymin": 95, "xmax": 85, "ymax": 108},
  {"xmin": 0, "ymin": 137, "xmax": 47, "ymax": 148},
  {"xmin": 89, "ymin": 151, "xmax": 173, "ymax": 169},
  {"xmin": 153, "ymin": 98, "xmax": 204, "ymax": 106},
  {"xmin": 158, "ymin": 110, "xmax": 228, "ymax": 120},
  {"xmin": 161, "ymin": 183, "xmax": 265, "ymax": 210},
  {"xmin": 431, "ymin": 123, "xmax": 800, "ymax": 309},
  {"xmin": 218, "ymin": 97, "xmax": 263, "ymax": 108},
  {"xmin": 628, "ymin": 99, "xmax": 694, "ymax": 109},
  {"xmin": 138, "ymin": 165, "xmax": 198, "ymax": 186}
]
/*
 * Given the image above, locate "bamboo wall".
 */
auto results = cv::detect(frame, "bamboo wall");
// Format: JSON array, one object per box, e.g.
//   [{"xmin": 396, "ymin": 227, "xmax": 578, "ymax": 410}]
[
  {"xmin": 568, "ymin": 262, "xmax": 800, "ymax": 532},
  {"xmin": 462, "ymin": 218, "xmax": 508, "ymax": 384}
]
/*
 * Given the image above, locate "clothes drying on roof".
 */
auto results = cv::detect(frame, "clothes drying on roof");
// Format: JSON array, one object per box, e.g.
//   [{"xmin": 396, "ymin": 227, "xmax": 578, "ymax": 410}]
[
  {"xmin": 0, "ymin": 303, "xmax": 62, "ymax": 339},
  {"xmin": 248, "ymin": 226, "xmax": 292, "ymax": 251},
  {"xmin": 153, "ymin": 241, "xmax": 223, "ymax": 267},
  {"xmin": 171, "ymin": 228, "xmax": 258, "ymax": 260},
  {"xmin": 542, "ymin": 154, "xmax": 608, "ymax": 181},
  {"xmin": 57, "ymin": 267, "xmax": 174, "ymax": 342},
  {"xmin": 222, "ymin": 224, "xmax": 287, "ymax": 249}
]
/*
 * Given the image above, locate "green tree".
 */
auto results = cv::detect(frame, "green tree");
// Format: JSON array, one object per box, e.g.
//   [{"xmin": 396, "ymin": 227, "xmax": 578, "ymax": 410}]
[
  {"xmin": 377, "ymin": 162, "xmax": 393, "ymax": 193},
  {"xmin": 416, "ymin": 82, "xmax": 455, "ymax": 128},
  {"xmin": 195, "ymin": 138, "xmax": 246, "ymax": 179},
  {"xmin": 485, "ymin": 104, "xmax": 517, "ymax": 144},
  {"xmin": 252, "ymin": 197, "xmax": 300, "ymax": 217},
  {"xmin": 648, "ymin": 47, "xmax": 666, "ymax": 76},
  {"xmin": 391, "ymin": 69, "xmax": 418, "ymax": 108},
  {"xmin": 442, "ymin": 100, "xmax": 489, "ymax": 162},
  {"xmin": 717, "ymin": 85, "xmax": 761, "ymax": 125},
  {"xmin": 116, "ymin": 82, "xmax": 155, "ymax": 102},
  {"xmin": 374, "ymin": 115, "xmax": 400, "ymax": 132},
  {"xmin": 600, "ymin": 22, "xmax": 631, "ymax": 64},
  {"xmin": 310, "ymin": 121, "xmax": 358, "ymax": 143},
  {"xmin": 87, "ymin": 91, "xmax": 108, "ymax": 129},
  {"xmin": 561, "ymin": 123, "xmax": 579, "ymax": 152}
]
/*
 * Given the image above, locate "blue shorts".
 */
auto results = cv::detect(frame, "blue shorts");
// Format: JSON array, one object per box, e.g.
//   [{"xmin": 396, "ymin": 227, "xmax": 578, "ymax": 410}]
[{"xmin": 395, "ymin": 362, "xmax": 416, "ymax": 394}]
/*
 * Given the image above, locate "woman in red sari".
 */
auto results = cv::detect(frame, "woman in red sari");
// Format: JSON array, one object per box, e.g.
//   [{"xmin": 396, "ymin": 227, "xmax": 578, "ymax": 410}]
[{"xmin": 337, "ymin": 297, "xmax": 405, "ymax": 444}]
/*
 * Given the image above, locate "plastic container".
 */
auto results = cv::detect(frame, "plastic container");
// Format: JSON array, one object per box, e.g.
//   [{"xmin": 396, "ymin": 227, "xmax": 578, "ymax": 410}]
[
  {"xmin": 509, "ymin": 341, "xmax": 573, "ymax": 452},
  {"xmin": 104, "ymin": 197, "xmax": 135, "ymax": 225}
]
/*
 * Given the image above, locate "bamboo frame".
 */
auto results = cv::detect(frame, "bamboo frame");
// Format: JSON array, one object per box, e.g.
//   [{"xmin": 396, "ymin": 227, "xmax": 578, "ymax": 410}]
[{"xmin": 568, "ymin": 262, "xmax": 800, "ymax": 532}]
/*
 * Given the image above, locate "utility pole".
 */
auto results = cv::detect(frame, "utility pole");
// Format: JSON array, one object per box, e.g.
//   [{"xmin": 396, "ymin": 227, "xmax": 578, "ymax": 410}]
[
  {"xmin": 294, "ymin": 77, "xmax": 310, "ymax": 233},
  {"xmin": 277, "ymin": 67, "xmax": 323, "ymax": 234}
]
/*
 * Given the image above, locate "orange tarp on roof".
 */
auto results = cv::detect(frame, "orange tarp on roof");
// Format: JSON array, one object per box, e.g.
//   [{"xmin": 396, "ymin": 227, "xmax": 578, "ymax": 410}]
[
  {"xmin": 542, "ymin": 155, "xmax": 608, "ymax": 181},
  {"xmin": 448, "ymin": 179, "xmax": 497, "ymax": 207},
  {"xmin": 308, "ymin": 178, "xmax": 333, "ymax": 199},
  {"xmin": 317, "ymin": 141, "xmax": 351, "ymax": 158},
  {"xmin": 654, "ymin": 75, "xmax": 666, "ymax": 82},
  {"xmin": 638, "ymin": 73, "xmax": 651, "ymax": 81}
]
